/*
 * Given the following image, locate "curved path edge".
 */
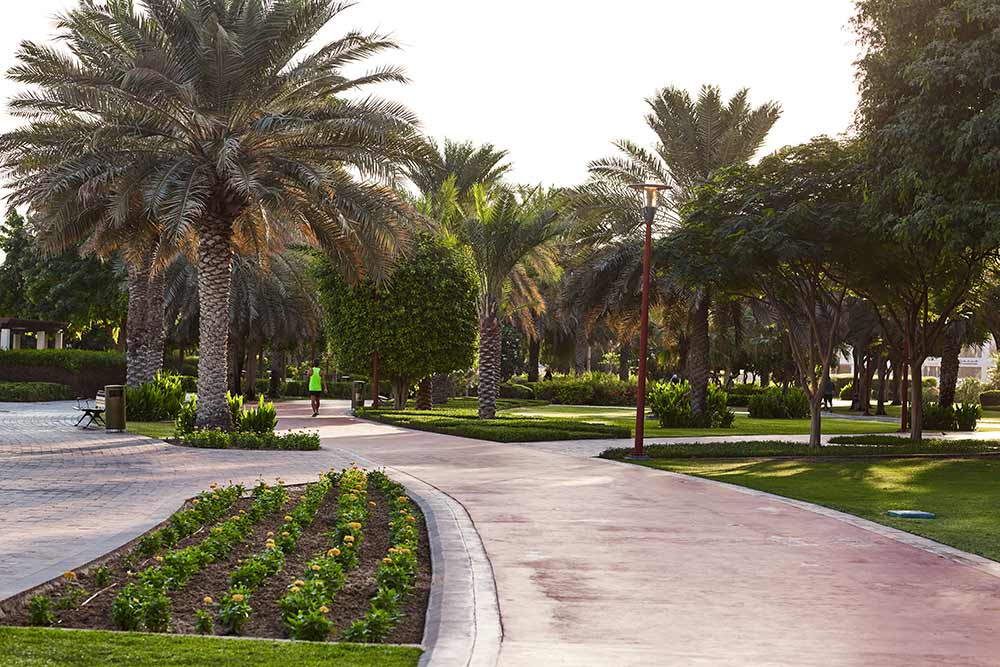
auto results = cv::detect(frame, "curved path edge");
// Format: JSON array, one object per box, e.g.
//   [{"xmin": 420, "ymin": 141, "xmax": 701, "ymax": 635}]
[
  {"xmin": 601, "ymin": 457, "xmax": 1000, "ymax": 580},
  {"xmin": 329, "ymin": 446, "xmax": 502, "ymax": 667}
]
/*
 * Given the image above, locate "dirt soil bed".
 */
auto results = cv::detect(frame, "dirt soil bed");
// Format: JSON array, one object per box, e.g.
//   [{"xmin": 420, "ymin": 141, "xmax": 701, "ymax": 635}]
[{"xmin": 0, "ymin": 476, "xmax": 431, "ymax": 645}]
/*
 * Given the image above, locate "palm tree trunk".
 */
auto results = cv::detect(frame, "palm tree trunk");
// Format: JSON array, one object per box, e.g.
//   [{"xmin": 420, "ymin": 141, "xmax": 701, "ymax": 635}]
[
  {"xmin": 431, "ymin": 373, "xmax": 450, "ymax": 404},
  {"xmin": 574, "ymin": 326, "xmax": 587, "ymax": 376},
  {"xmin": 243, "ymin": 340, "xmax": 260, "ymax": 398},
  {"xmin": 618, "ymin": 340, "xmax": 630, "ymax": 382},
  {"xmin": 527, "ymin": 339, "xmax": 541, "ymax": 382},
  {"xmin": 195, "ymin": 221, "xmax": 234, "ymax": 430},
  {"xmin": 415, "ymin": 377, "xmax": 432, "ymax": 410},
  {"xmin": 268, "ymin": 343, "xmax": 284, "ymax": 398},
  {"xmin": 141, "ymin": 268, "xmax": 166, "ymax": 384},
  {"xmin": 688, "ymin": 291, "xmax": 710, "ymax": 415},
  {"xmin": 125, "ymin": 254, "xmax": 151, "ymax": 388},
  {"xmin": 939, "ymin": 322, "xmax": 962, "ymax": 409},
  {"xmin": 478, "ymin": 299, "xmax": 502, "ymax": 419}
]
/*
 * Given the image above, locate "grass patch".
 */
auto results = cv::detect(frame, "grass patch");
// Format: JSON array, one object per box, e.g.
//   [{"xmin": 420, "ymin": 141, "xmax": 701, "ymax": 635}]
[
  {"xmin": 510, "ymin": 405, "xmax": 897, "ymax": 438},
  {"xmin": 0, "ymin": 627, "xmax": 420, "ymax": 667},
  {"xmin": 633, "ymin": 457, "xmax": 1000, "ymax": 562},
  {"xmin": 127, "ymin": 421, "xmax": 175, "ymax": 439},
  {"xmin": 359, "ymin": 402, "xmax": 628, "ymax": 442},
  {"xmin": 600, "ymin": 438, "xmax": 1000, "ymax": 460}
]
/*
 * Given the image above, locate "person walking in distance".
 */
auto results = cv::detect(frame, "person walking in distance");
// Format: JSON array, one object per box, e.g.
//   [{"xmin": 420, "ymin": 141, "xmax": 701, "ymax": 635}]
[{"xmin": 308, "ymin": 361, "xmax": 326, "ymax": 417}]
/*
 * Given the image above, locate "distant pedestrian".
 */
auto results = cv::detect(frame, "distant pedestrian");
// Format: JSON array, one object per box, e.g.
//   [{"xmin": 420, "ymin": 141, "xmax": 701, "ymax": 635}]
[
  {"xmin": 308, "ymin": 361, "xmax": 326, "ymax": 417},
  {"xmin": 823, "ymin": 378, "xmax": 835, "ymax": 410}
]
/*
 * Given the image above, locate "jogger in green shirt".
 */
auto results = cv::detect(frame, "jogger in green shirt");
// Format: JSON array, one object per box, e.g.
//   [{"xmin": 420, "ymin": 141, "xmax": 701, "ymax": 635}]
[{"xmin": 308, "ymin": 361, "xmax": 326, "ymax": 417}]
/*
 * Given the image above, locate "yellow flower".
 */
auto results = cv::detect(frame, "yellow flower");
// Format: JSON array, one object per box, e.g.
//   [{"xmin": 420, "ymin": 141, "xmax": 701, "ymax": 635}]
[
  {"xmin": 231, "ymin": 594, "xmax": 245, "ymax": 603},
  {"xmin": 311, "ymin": 564, "xmax": 321, "ymax": 571},
  {"xmin": 290, "ymin": 586, "xmax": 300, "ymax": 593},
  {"xmin": 319, "ymin": 605, "xmax": 330, "ymax": 614},
  {"xmin": 406, "ymin": 516, "xmax": 416, "ymax": 523},
  {"xmin": 210, "ymin": 483, "xmax": 217, "ymax": 489},
  {"xmin": 62, "ymin": 571, "xmax": 76, "ymax": 581},
  {"xmin": 203, "ymin": 596, "xmax": 213, "ymax": 605},
  {"xmin": 348, "ymin": 522, "xmax": 361, "ymax": 530},
  {"xmin": 154, "ymin": 556, "xmax": 164, "ymax": 562},
  {"xmin": 382, "ymin": 557, "xmax": 392, "ymax": 565},
  {"xmin": 294, "ymin": 580, "xmax": 305, "ymax": 587},
  {"xmin": 397, "ymin": 495, "xmax": 408, "ymax": 503},
  {"xmin": 132, "ymin": 597, "xmax": 140, "ymax": 604},
  {"xmin": 266, "ymin": 531, "xmax": 274, "ymax": 537},
  {"xmin": 368, "ymin": 501, "xmax": 376, "ymax": 508},
  {"xmin": 192, "ymin": 499, "xmax": 199, "ymax": 505},
  {"xmin": 343, "ymin": 535, "xmax": 355, "ymax": 543},
  {"xmin": 281, "ymin": 532, "xmax": 290, "ymax": 537},
  {"xmin": 327, "ymin": 548, "xmax": 341, "ymax": 557},
  {"xmin": 284, "ymin": 515, "xmax": 294, "ymax": 522}
]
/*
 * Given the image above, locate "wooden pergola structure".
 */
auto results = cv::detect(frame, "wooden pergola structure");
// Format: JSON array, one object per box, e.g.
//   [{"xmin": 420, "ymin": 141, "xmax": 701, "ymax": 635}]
[{"xmin": 0, "ymin": 318, "xmax": 69, "ymax": 351}]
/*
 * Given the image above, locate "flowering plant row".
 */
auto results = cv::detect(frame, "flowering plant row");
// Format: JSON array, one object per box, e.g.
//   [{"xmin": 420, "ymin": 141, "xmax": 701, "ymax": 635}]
[
  {"xmin": 136, "ymin": 483, "xmax": 244, "ymax": 558},
  {"xmin": 343, "ymin": 472, "xmax": 419, "ymax": 643},
  {"xmin": 180, "ymin": 429, "xmax": 320, "ymax": 451},
  {"xmin": 213, "ymin": 471, "xmax": 340, "ymax": 635},
  {"xmin": 111, "ymin": 481, "xmax": 288, "ymax": 632},
  {"xmin": 278, "ymin": 465, "xmax": 371, "ymax": 641}
]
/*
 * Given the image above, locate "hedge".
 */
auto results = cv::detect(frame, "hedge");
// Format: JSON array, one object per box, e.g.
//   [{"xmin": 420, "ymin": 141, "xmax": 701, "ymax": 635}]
[
  {"xmin": 0, "ymin": 349, "xmax": 124, "ymax": 371},
  {"xmin": 981, "ymin": 390, "xmax": 1000, "ymax": 407},
  {"xmin": 0, "ymin": 381, "xmax": 73, "ymax": 402},
  {"xmin": 179, "ymin": 430, "xmax": 321, "ymax": 450},
  {"xmin": 527, "ymin": 373, "xmax": 637, "ymax": 406}
]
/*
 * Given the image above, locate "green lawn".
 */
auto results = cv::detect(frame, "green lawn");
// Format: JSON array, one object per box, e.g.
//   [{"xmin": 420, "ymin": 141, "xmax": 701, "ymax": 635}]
[
  {"xmin": 0, "ymin": 627, "xmax": 421, "ymax": 667},
  {"xmin": 633, "ymin": 455, "xmax": 1000, "ymax": 562},
  {"xmin": 508, "ymin": 405, "xmax": 897, "ymax": 438},
  {"xmin": 127, "ymin": 421, "xmax": 175, "ymax": 439}
]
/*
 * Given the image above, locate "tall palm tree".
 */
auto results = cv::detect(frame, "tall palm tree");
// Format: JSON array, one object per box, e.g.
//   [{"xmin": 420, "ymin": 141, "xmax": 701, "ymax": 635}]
[
  {"xmin": 464, "ymin": 185, "xmax": 560, "ymax": 418},
  {"xmin": 409, "ymin": 139, "xmax": 512, "ymax": 203},
  {"xmin": 566, "ymin": 85, "xmax": 781, "ymax": 414},
  {"xmin": 1, "ymin": 1, "xmax": 428, "ymax": 428}
]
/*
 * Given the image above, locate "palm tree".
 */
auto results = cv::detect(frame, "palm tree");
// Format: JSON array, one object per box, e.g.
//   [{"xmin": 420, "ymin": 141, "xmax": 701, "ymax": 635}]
[
  {"xmin": 464, "ymin": 186, "xmax": 560, "ymax": 418},
  {"xmin": 566, "ymin": 84, "xmax": 781, "ymax": 414},
  {"xmin": 1, "ymin": 1, "xmax": 427, "ymax": 428}
]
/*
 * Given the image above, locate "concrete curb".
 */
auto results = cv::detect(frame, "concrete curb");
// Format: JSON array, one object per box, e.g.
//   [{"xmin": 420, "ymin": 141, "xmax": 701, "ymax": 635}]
[{"xmin": 330, "ymin": 447, "xmax": 502, "ymax": 667}]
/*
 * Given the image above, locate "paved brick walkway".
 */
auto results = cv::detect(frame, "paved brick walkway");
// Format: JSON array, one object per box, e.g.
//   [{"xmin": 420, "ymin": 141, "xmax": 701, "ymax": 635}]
[{"xmin": 4, "ymin": 400, "xmax": 1000, "ymax": 665}]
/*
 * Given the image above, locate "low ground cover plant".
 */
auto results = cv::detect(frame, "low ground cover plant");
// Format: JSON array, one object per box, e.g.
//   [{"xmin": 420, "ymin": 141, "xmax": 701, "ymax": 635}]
[
  {"xmin": 279, "ymin": 466, "xmax": 370, "ymax": 641},
  {"xmin": 343, "ymin": 472, "xmax": 419, "ymax": 643}
]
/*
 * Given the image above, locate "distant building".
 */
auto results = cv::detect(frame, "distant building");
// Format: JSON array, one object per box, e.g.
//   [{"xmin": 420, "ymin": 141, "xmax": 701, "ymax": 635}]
[{"xmin": 838, "ymin": 341, "xmax": 997, "ymax": 382}]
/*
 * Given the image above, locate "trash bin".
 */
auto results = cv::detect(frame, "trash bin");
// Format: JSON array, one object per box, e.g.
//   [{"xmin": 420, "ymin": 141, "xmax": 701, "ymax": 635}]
[
  {"xmin": 105, "ymin": 384, "xmax": 126, "ymax": 432},
  {"xmin": 352, "ymin": 380, "xmax": 365, "ymax": 411}
]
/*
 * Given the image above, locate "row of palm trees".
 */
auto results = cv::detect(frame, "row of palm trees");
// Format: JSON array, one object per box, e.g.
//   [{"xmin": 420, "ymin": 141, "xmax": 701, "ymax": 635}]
[{"xmin": 0, "ymin": 0, "xmax": 791, "ymax": 426}]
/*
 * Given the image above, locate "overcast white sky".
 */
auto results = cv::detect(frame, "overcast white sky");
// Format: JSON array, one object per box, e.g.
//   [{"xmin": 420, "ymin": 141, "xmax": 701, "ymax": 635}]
[{"xmin": 0, "ymin": 0, "xmax": 862, "ymax": 259}]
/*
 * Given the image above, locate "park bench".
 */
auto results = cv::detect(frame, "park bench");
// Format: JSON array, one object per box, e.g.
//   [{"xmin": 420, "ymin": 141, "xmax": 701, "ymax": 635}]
[{"xmin": 74, "ymin": 390, "xmax": 106, "ymax": 428}]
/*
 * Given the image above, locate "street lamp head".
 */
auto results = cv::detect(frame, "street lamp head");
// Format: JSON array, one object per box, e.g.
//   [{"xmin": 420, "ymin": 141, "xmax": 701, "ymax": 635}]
[{"xmin": 629, "ymin": 182, "xmax": 671, "ymax": 209}]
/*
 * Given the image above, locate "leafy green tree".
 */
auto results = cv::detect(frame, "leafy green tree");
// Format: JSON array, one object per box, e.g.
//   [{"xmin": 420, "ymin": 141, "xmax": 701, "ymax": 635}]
[
  {"xmin": 853, "ymin": 0, "xmax": 1000, "ymax": 438},
  {"xmin": 0, "ymin": 1, "xmax": 426, "ymax": 428},
  {"xmin": 0, "ymin": 210, "xmax": 125, "ymax": 346},
  {"xmin": 317, "ymin": 235, "xmax": 478, "ymax": 408},
  {"xmin": 679, "ymin": 138, "xmax": 861, "ymax": 447},
  {"xmin": 463, "ymin": 186, "xmax": 561, "ymax": 418}
]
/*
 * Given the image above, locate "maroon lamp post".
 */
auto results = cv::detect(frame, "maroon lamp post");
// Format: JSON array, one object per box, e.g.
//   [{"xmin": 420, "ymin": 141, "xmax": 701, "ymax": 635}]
[{"xmin": 628, "ymin": 182, "xmax": 671, "ymax": 459}]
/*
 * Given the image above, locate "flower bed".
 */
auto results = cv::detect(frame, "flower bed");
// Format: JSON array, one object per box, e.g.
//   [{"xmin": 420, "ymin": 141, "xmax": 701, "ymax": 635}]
[{"xmin": 0, "ymin": 470, "xmax": 431, "ymax": 645}]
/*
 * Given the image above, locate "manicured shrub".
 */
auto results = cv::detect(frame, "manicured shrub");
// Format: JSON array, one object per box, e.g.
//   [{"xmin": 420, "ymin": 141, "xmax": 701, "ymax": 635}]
[
  {"xmin": 0, "ymin": 349, "xmax": 124, "ymax": 371},
  {"xmin": 725, "ymin": 383, "xmax": 766, "ymax": 407},
  {"xmin": 532, "ymin": 372, "xmax": 637, "ymax": 406},
  {"xmin": 126, "ymin": 373, "xmax": 185, "ymax": 421},
  {"xmin": 920, "ymin": 402, "xmax": 980, "ymax": 431},
  {"xmin": 237, "ymin": 396, "xmax": 278, "ymax": 434},
  {"xmin": 499, "ymin": 382, "xmax": 534, "ymax": 400},
  {"xmin": 0, "ymin": 381, "xmax": 72, "ymax": 402},
  {"xmin": 748, "ymin": 387, "xmax": 810, "ymax": 419},
  {"xmin": 980, "ymin": 390, "xmax": 1000, "ymax": 407},
  {"xmin": 179, "ymin": 430, "xmax": 320, "ymax": 450},
  {"xmin": 647, "ymin": 380, "xmax": 734, "ymax": 428}
]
